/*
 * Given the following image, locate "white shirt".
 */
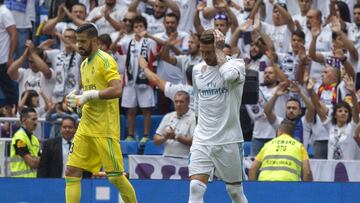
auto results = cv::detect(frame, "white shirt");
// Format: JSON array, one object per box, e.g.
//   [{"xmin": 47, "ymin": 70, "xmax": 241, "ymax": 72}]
[
  {"xmin": 155, "ymin": 31, "xmax": 190, "ymax": 84},
  {"xmin": 175, "ymin": 0, "xmax": 196, "ymax": 32},
  {"xmin": 324, "ymin": 120, "xmax": 359, "ymax": 160},
  {"xmin": 156, "ymin": 110, "xmax": 196, "ymax": 158},
  {"xmin": 193, "ymin": 59, "xmax": 246, "ymax": 145},
  {"xmin": 86, "ymin": 4, "xmax": 127, "ymax": 35},
  {"xmin": 0, "ymin": 5, "xmax": 15, "ymax": 64},
  {"xmin": 347, "ymin": 23, "xmax": 360, "ymax": 52},
  {"xmin": 142, "ymin": 13, "xmax": 165, "ymax": 35},
  {"xmin": 62, "ymin": 138, "xmax": 72, "ymax": 177},
  {"xmin": 45, "ymin": 49, "xmax": 82, "ymax": 102},
  {"xmin": 174, "ymin": 54, "xmax": 203, "ymax": 74},
  {"xmin": 123, "ymin": 37, "xmax": 157, "ymax": 86},
  {"xmin": 7, "ymin": 0, "xmax": 34, "ymax": 28},
  {"xmin": 111, "ymin": 32, "xmax": 135, "ymax": 76},
  {"xmin": 261, "ymin": 22, "xmax": 292, "ymax": 53}
]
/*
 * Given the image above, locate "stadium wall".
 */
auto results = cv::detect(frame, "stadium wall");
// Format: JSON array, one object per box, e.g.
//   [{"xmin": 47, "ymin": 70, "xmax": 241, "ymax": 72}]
[{"xmin": 0, "ymin": 178, "xmax": 359, "ymax": 203}]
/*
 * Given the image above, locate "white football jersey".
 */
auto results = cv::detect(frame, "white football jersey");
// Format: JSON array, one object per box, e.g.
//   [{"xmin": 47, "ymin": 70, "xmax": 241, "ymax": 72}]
[{"xmin": 192, "ymin": 59, "xmax": 246, "ymax": 145}]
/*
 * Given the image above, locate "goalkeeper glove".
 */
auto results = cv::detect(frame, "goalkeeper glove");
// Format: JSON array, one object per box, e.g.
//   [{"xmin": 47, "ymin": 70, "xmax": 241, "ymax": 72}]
[{"xmin": 66, "ymin": 90, "xmax": 100, "ymax": 108}]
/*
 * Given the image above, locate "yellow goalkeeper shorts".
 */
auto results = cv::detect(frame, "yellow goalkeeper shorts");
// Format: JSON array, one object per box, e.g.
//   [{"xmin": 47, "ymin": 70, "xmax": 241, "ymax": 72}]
[{"xmin": 67, "ymin": 133, "xmax": 124, "ymax": 173}]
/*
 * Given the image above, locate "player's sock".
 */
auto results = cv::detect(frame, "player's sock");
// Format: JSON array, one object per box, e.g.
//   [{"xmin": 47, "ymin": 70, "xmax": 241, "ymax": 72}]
[
  {"xmin": 188, "ymin": 179, "xmax": 207, "ymax": 203},
  {"xmin": 108, "ymin": 173, "xmax": 137, "ymax": 203},
  {"xmin": 65, "ymin": 176, "xmax": 82, "ymax": 203},
  {"xmin": 225, "ymin": 183, "xmax": 248, "ymax": 203}
]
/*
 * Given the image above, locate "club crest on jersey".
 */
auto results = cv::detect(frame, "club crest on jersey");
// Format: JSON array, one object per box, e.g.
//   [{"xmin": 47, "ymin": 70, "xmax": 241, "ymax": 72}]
[{"xmin": 201, "ymin": 65, "xmax": 207, "ymax": 73}]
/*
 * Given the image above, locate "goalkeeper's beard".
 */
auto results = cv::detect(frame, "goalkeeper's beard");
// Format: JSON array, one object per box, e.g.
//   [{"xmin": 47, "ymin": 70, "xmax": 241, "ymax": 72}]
[{"xmin": 79, "ymin": 43, "xmax": 92, "ymax": 57}]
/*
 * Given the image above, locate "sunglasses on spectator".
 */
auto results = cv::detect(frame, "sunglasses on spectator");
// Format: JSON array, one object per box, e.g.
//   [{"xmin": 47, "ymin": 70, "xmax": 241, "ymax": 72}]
[{"xmin": 214, "ymin": 13, "xmax": 228, "ymax": 21}]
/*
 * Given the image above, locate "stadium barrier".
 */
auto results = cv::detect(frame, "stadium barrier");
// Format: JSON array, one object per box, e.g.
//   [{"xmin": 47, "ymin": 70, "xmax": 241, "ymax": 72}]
[
  {"xmin": 128, "ymin": 155, "xmax": 360, "ymax": 182},
  {"xmin": 0, "ymin": 178, "xmax": 359, "ymax": 203}
]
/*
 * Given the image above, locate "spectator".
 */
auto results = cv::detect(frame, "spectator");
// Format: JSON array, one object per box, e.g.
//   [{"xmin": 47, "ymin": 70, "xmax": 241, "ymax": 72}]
[
  {"xmin": 37, "ymin": 117, "xmax": 92, "ymax": 178},
  {"xmin": 245, "ymin": 66, "xmax": 287, "ymax": 155},
  {"xmin": 308, "ymin": 74, "xmax": 360, "ymax": 160},
  {"xmin": 260, "ymin": 2, "xmax": 295, "ymax": 53},
  {"xmin": 87, "ymin": 0, "xmax": 127, "ymax": 35},
  {"xmin": 5, "ymin": 0, "xmax": 35, "ymax": 60},
  {"xmin": 0, "ymin": 104, "xmax": 18, "ymax": 137},
  {"xmin": 348, "ymin": 4, "xmax": 360, "ymax": 52},
  {"xmin": 154, "ymin": 12, "xmax": 190, "ymax": 114},
  {"xmin": 111, "ymin": 11, "xmax": 137, "ymax": 75},
  {"xmin": 153, "ymin": 91, "xmax": 195, "ymax": 158},
  {"xmin": 292, "ymin": 0, "xmax": 313, "ymax": 30},
  {"xmin": 249, "ymin": 119, "xmax": 313, "ymax": 181},
  {"xmin": 41, "ymin": 3, "xmax": 87, "ymax": 38},
  {"xmin": 10, "ymin": 107, "xmax": 40, "ymax": 177},
  {"xmin": 0, "ymin": 0, "xmax": 17, "ymax": 106},
  {"xmin": 194, "ymin": 1, "xmax": 239, "ymax": 44},
  {"xmin": 7, "ymin": 41, "xmax": 54, "ymax": 109},
  {"xmin": 264, "ymin": 81, "xmax": 315, "ymax": 144},
  {"xmin": 128, "ymin": 0, "xmax": 180, "ymax": 35},
  {"xmin": 44, "ymin": 28, "xmax": 82, "ymax": 103},
  {"xmin": 121, "ymin": 16, "xmax": 157, "ymax": 144},
  {"xmin": 45, "ymin": 96, "xmax": 79, "ymax": 137}
]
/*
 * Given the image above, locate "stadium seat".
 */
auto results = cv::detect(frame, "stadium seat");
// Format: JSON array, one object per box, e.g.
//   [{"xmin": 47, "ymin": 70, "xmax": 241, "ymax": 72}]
[
  {"xmin": 134, "ymin": 115, "xmax": 163, "ymax": 139},
  {"xmin": 120, "ymin": 141, "xmax": 139, "ymax": 156},
  {"xmin": 43, "ymin": 122, "xmax": 53, "ymax": 139},
  {"xmin": 144, "ymin": 141, "xmax": 164, "ymax": 155},
  {"xmin": 244, "ymin": 141, "xmax": 252, "ymax": 157},
  {"xmin": 120, "ymin": 115, "xmax": 127, "ymax": 140}
]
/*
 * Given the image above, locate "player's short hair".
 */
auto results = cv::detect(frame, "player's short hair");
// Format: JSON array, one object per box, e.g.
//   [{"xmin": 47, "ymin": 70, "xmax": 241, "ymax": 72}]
[
  {"xmin": 292, "ymin": 29, "xmax": 305, "ymax": 41},
  {"xmin": 20, "ymin": 107, "xmax": 37, "ymax": 122},
  {"xmin": 199, "ymin": 30, "xmax": 215, "ymax": 45},
  {"xmin": 132, "ymin": 15, "xmax": 148, "ymax": 30},
  {"xmin": 278, "ymin": 119, "xmax": 296, "ymax": 136},
  {"xmin": 165, "ymin": 12, "xmax": 180, "ymax": 23},
  {"xmin": 98, "ymin": 34, "xmax": 112, "ymax": 47},
  {"xmin": 76, "ymin": 23, "xmax": 98, "ymax": 38},
  {"xmin": 61, "ymin": 116, "xmax": 77, "ymax": 127},
  {"xmin": 354, "ymin": 4, "xmax": 360, "ymax": 10}
]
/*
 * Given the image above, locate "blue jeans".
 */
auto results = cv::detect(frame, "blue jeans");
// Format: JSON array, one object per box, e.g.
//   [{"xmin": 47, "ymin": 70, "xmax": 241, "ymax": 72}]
[
  {"xmin": 14, "ymin": 28, "xmax": 31, "ymax": 60},
  {"xmin": 0, "ymin": 63, "xmax": 18, "ymax": 105},
  {"xmin": 251, "ymin": 138, "xmax": 272, "ymax": 156}
]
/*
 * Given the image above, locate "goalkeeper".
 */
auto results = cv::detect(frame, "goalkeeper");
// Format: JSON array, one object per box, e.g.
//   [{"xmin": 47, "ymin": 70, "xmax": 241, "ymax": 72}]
[{"xmin": 65, "ymin": 23, "xmax": 137, "ymax": 203}]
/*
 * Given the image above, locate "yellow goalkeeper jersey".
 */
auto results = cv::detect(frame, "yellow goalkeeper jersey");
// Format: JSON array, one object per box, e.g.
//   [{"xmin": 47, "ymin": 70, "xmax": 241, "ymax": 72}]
[{"xmin": 77, "ymin": 49, "xmax": 121, "ymax": 139}]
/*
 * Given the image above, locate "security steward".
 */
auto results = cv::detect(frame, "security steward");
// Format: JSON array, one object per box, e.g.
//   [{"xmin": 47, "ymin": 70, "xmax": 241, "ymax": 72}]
[
  {"xmin": 10, "ymin": 107, "xmax": 40, "ymax": 177},
  {"xmin": 249, "ymin": 119, "xmax": 313, "ymax": 181}
]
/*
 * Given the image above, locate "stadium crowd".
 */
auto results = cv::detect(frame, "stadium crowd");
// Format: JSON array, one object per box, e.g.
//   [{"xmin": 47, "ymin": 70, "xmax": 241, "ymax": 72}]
[{"xmin": 1, "ymin": 0, "xmax": 360, "ymax": 171}]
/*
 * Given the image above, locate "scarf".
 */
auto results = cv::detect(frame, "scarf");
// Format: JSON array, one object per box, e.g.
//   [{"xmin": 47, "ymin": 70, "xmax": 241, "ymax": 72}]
[
  {"xmin": 317, "ymin": 82, "xmax": 337, "ymax": 105},
  {"xmin": 53, "ymin": 51, "xmax": 76, "ymax": 100},
  {"xmin": 125, "ymin": 38, "xmax": 154, "ymax": 86}
]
